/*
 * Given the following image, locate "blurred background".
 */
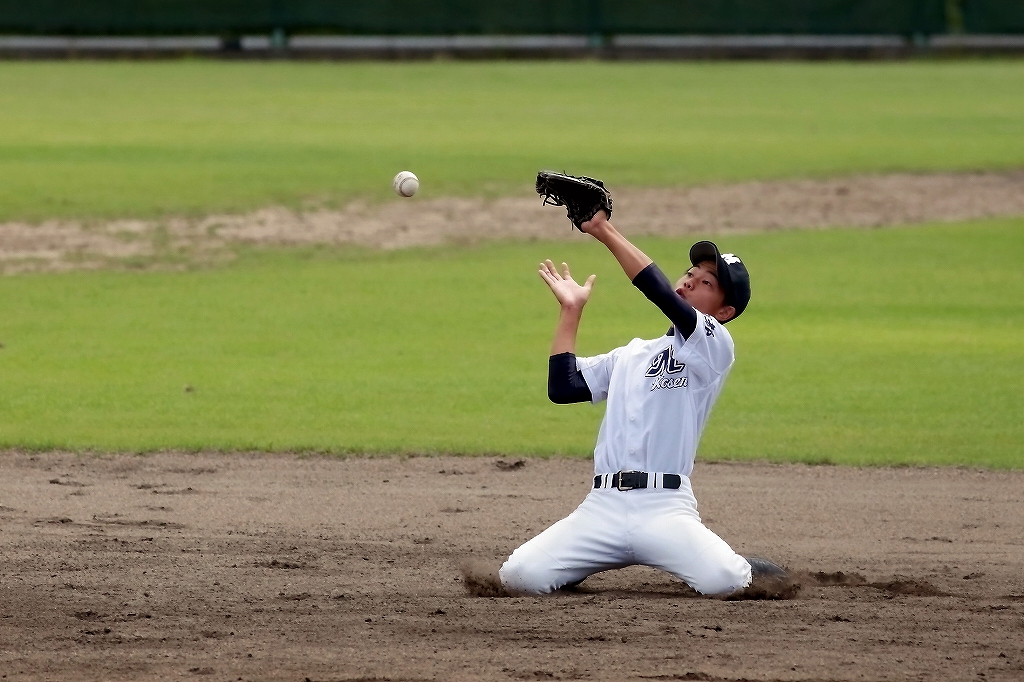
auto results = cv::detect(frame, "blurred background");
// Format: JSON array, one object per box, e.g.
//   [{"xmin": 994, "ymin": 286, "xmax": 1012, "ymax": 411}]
[
  {"xmin": 0, "ymin": 0, "xmax": 1022, "ymax": 58},
  {"xmin": 0, "ymin": 1, "xmax": 1021, "ymax": 466}
]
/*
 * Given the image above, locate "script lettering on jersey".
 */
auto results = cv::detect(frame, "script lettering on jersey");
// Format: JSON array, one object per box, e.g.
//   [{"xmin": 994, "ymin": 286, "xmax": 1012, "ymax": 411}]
[{"xmin": 645, "ymin": 346, "xmax": 687, "ymax": 391}]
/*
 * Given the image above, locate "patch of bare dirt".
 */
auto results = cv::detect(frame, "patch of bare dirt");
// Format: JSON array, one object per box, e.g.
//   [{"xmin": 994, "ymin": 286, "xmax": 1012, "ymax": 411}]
[
  {"xmin": 724, "ymin": 575, "xmax": 801, "ymax": 601},
  {"xmin": 459, "ymin": 559, "xmax": 509, "ymax": 597},
  {"xmin": 3, "ymin": 170, "xmax": 1024, "ymax": 274},
  {"xmin": 2, "ymin": 453, "xmax": 1024, "ymax": 680}
]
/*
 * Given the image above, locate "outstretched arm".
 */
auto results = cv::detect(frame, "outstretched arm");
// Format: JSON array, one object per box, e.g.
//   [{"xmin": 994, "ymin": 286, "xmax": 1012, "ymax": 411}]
[
  {"xmin": 538, "ymin": 259, "xmax": 595, "ymax": 355},
  {"xmin": 580, "ymin": 212, "xmax": 698, "ymax": 338},
  {"xmin": 579, "ymin": 212, "xmax": 652, "ymax": 280},
  {"xmin": 538, "ymin": 260, "xmax": 594, "ymax": 404}
]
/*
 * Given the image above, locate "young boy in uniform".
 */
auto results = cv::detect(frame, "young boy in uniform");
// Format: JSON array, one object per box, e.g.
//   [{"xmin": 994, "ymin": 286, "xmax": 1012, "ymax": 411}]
[{"xmin": 499, "ymin": 208, "xmax": 782, "ymax": 595}]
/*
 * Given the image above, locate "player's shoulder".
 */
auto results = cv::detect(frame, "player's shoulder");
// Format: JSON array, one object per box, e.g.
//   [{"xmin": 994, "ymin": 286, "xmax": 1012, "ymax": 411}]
[
  {"xmin": 702, "ymin": 314, "xmax": 733, "ymax": 346},
  {"xmin": 673, "ymin": 314, "xmax": 733, "ymax": 347},
  {"xmin": 580, "ymin": 337, "xmax": 646, "ymax": 364},
  {"xmin": 626, "ymin": 336, "xmax": 660, "ymax": 350},
  {"xmin": 676, "ymin": 315, "xmax": 735, "ymax": 374}
]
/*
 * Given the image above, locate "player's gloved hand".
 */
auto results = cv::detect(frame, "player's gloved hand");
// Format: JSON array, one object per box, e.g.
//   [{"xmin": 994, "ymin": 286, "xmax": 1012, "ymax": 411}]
[
  {"xmin": 538, "ymin": 260, "xmax": 596, "ymax": 311},
  {"xmin": 536, "ymin": 171, "xmax": 613, "ymax": 231}
]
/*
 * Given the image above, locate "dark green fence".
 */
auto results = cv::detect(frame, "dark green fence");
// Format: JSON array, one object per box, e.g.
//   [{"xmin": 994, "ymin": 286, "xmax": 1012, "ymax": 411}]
[
  {"xmin": 963, "ymin": 0, "xmax": 1024, "ymax": 32},
  {"xmin": 0, "ymin": 0, "xmax": 1019, "ymax": 36},
  {"xmin": 611, "ymin": 1, "xmax": 947, "ymax": 34}
]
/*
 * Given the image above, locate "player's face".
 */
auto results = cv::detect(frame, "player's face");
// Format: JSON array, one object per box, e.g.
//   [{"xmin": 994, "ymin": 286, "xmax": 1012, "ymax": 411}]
[{"xmin": 675, "ymin": 262, "xmax": 733, "ymax": 321}]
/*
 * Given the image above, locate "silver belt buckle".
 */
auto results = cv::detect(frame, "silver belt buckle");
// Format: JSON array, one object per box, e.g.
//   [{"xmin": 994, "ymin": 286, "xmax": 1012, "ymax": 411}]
[{"xmin": 616, "ymin": 470, "xmax": 640, "ymax": 491}]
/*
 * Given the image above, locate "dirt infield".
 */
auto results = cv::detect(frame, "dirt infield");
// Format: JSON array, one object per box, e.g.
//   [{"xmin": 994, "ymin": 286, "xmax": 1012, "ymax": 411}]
[
  {"xmin": 2, "ymin": 453, "xmax": 1023, "ymax": 681},
  {"xmin": 3, "ymin": 171, "xmax": 1024, "ymax": 273}
]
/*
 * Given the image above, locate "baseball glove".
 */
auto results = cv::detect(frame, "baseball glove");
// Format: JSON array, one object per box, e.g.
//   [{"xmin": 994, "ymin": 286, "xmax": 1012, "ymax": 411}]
[{"xmin": 536, "ymin": 171, "xmax": 613, "ymax": 231}]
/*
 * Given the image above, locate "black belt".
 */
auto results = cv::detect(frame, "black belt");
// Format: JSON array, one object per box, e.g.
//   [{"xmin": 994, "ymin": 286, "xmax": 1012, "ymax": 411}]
[{"xmin": 594, "ymin": 471, "xmax": 682, "ymax": 491}]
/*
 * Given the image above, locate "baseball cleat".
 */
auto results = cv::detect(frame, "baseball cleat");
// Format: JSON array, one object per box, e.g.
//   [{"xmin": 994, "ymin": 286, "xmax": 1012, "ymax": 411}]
[{"xmin": 745, "ymin": 556, "xmax": 789, "ymax": 580}]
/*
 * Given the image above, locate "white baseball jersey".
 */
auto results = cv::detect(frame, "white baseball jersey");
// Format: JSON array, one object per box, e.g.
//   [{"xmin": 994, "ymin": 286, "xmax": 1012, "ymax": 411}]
[
  {"xmin": 577, "ymin": 314, "xmax": 734, "ymax": 477},
  {"xmin": 500, "ymin": 313, "xmax": 751, "ymax": 596}
]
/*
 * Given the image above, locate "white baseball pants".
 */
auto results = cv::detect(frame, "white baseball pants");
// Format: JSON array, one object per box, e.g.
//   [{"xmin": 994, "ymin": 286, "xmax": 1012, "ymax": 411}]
[{"xmin": 499, "ymin": 479, "xmax": 751, "ymax": 595}]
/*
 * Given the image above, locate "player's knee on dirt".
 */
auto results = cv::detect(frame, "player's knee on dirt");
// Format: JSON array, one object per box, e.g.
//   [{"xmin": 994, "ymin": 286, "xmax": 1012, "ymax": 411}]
[
  {"xmin": 690, "ymin": 557, "xmax": 752, "ymax": 595},
  {"xmin": 498, "ymin": 555, "xmax": 561, "ymax": 595}
]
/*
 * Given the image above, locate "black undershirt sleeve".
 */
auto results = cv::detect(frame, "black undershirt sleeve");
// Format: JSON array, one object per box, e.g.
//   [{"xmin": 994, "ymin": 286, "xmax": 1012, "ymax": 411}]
[
  {"xmin": 547, "ymin": 352, "xmax": 593, "ymax": 404},
  {"xmin": 631, "ymin": 263, "xmax": 698, "ymax": 339}
]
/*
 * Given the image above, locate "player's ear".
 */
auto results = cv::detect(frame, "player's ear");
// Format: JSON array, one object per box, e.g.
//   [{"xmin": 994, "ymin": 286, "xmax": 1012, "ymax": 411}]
[{"xmin": 714, "ymin": 305, "xmax": 736, "ymax": 323}]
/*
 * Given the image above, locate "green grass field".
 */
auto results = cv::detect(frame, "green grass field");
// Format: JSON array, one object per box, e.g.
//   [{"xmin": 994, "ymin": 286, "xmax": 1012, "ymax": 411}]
[
  {"xmin": 2, "ymin": 60, "xmax": 1021, "ymax": 466},
  {"xmin": 1, "ymin": 60, "xmax": 1024, "ymax": 221},
  {"xmin": 1, "ymin": 218, "xmax": 1021, "ymax": 467}
]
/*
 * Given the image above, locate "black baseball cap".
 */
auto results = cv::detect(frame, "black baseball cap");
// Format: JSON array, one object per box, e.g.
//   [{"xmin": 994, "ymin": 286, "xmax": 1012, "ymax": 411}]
[{"xmin": 688, "ymin": 241, "xmax": 751, "ymax": 322}]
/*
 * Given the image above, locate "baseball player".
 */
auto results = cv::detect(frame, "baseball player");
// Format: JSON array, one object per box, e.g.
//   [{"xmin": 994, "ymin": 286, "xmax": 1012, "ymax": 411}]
[{"xmin": 499, "ymin": 198, "xmax": 783, "ymax": 595}]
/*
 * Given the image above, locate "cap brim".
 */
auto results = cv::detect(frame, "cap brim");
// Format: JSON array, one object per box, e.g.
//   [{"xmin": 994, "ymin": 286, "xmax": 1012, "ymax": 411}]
[{"xmin": 689, "ymin": 240, "xmax": 737, "ymax": 308}]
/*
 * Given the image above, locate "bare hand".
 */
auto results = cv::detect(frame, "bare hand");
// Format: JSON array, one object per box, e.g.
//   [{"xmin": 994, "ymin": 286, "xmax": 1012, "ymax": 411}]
[{"xmin": 538, "ymin": 260, "xmax": 596, "ymax": 310}]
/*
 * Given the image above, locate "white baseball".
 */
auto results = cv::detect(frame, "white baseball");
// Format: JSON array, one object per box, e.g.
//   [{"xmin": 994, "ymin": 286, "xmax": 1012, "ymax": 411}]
[{"xmin": 393, "ymin": 171, "xmax": 419, "ymax": 197}]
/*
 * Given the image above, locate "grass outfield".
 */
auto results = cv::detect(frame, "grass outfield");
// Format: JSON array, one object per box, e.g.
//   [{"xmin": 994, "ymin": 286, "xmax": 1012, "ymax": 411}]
[
  {"xmin": 0, "ymin": 218, "xmax": 1021, "ymax": 467},
  {"xmin": 1, "ymin": 60, "xmax": 1023, "ymax": 221}
]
